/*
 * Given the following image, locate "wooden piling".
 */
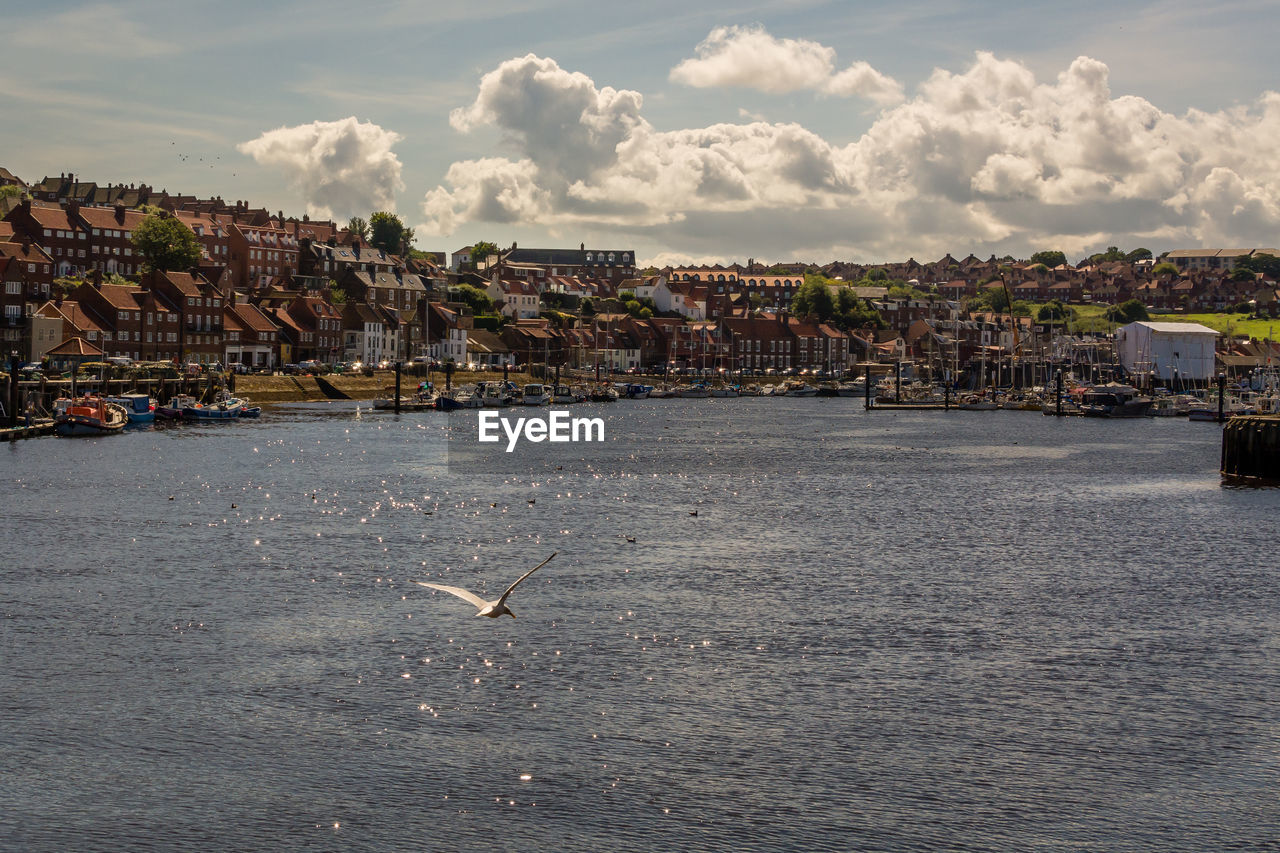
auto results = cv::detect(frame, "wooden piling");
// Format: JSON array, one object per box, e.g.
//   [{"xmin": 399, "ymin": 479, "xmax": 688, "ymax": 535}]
[{"xmin": 1221, "ymin": 415, "xmax": 1280, "ymax": 484}]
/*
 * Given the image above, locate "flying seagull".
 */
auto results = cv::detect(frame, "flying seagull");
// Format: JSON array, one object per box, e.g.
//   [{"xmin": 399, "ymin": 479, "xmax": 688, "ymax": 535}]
[{"xmin": 415, "ymin": 553, "xmax": 556, "ymax": 619}]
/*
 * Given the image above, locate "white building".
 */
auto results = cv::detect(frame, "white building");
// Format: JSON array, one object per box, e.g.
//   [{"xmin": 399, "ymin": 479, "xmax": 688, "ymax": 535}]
[{"xmin": 1115, "ymin": 321, "xmax": 1219, "ymax": 382}]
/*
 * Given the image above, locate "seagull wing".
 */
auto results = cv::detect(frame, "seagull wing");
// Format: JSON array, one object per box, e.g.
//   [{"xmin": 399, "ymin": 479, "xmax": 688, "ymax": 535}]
[
  {"xmin": 497, "ymin": 552, "xmax": 557, "ymax": 606},
  {"xmin": 415, "ymin": 581, "xmax": 488, "ymax": 610}
]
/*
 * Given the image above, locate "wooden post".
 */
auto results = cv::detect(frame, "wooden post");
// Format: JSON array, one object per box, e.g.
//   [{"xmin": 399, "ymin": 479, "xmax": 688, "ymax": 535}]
[
  {"xmin": 1217, "ymin": 373, "xmax": 1226, "ymax": 424},
  {"xmin": 864, "ymin": 366, "xmax": 872, "ymax": 411},
  {"xmin": 394, "ymin": 362, "xmax": 402, "ymax": 414},
  {"xmin": 895, "ymin": 361, "xmax": 902, "ymax": 403},
  {"xmin": 7, "ymin": 358, "xmax": 17, "ymax": 429}
]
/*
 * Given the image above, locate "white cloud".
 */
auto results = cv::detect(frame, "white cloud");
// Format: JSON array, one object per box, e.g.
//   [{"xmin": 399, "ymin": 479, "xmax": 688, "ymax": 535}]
[
  {"xmin": 669, "ymin": 25, "xmax": 904, "ymax": 106},
  {"xmin": 421, "ymin": 50, "xmax": 1280, "ymax": 264},
  {"xmin": 237, "ymin": 117, "xmax": 404, "ymax": 221}
]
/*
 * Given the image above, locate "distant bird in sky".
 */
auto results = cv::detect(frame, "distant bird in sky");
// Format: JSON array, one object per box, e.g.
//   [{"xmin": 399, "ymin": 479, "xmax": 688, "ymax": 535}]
[{"xmin": 416, "ymin": 553, "xmax": 556, "ymax": 619}]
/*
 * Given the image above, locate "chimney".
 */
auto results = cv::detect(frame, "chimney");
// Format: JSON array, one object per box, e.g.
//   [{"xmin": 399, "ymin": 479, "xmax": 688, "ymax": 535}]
[{"xmin": 114, "ymin": 203, "xmax": 125, "ymax": 224}]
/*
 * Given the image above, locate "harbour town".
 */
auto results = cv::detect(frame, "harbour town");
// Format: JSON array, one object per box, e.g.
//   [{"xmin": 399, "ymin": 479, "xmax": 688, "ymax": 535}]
[
  {"xmin": 5, "ymin": 5, "xmax": 1280, "ymax": 850},
  {"xmin": 4, "ymin": 168, "xmax": 1279, "ymax": 477}
]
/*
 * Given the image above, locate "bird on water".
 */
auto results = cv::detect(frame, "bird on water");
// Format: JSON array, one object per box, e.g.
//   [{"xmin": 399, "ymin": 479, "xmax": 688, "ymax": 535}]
[{"xmin": 415, "ymin": 553, "xmax": 556, "ymax": 619}]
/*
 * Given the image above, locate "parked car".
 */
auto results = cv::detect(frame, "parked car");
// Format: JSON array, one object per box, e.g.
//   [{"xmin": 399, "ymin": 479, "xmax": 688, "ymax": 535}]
[{"xmin": 282, "ymin": 363, "xmax": 302, "ymax": 375}]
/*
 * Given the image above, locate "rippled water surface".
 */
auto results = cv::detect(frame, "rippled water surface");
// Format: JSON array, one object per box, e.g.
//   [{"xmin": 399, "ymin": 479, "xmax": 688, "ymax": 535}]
[{"xmin": 3, "ymin": 399, "xmax": 1277, "ymax": 851}]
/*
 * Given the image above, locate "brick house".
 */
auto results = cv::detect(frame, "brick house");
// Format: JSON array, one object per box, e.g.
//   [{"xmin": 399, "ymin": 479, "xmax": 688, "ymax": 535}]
[
  {"xmin": 147, "ymin": 269, "xmax": 226, "ymax": 364},
  {"xmin": 285, "ymin": 295, "xmax": 343, "ymax": 362},
  {"xmin": 4, "ymin": 199, "xmax": 90, "ymax": 277},
  {"xmin": 71, "ymin": 202, "xmax": 148, "ymax": 277}
]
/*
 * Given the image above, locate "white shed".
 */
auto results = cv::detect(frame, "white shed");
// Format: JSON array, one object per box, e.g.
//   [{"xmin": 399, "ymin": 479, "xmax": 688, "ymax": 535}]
[{"xmin": 1115, "ymin": 321, "xmax": 1219, "ymax": 381}]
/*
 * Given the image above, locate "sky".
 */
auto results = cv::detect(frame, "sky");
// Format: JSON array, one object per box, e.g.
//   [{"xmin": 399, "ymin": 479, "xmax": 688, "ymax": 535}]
[{"xmin": 3, "ymin": 0, "xmax": 1279, "ymax": 268}]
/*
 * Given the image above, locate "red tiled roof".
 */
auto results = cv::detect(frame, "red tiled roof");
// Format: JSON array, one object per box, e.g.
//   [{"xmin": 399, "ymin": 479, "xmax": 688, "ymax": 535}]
[{"xmin": 47, "ymin": 335, "xmax": 103, "ymax": 356}]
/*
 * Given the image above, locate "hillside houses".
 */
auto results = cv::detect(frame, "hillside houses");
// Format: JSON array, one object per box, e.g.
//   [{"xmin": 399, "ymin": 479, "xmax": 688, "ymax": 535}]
[{"xmin": 3, "ymin": 165, "xmax": 1280, "ymax": 381}]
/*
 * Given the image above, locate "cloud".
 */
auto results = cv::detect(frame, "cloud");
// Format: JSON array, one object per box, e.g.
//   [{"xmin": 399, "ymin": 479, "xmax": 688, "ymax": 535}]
[
  {"xmin": 669, "ymin": 25, "xmax": 904, "ymax": 106},
  {"xmin": 421, "ymin": 50, "xmax": 1280, "ymax": 264},
  {"xmin": 237, "ymin": 117, "xmax": 404, "ymax": 221}
]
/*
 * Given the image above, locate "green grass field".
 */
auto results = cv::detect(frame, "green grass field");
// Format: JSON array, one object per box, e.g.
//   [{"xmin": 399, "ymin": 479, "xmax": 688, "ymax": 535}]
[{"xmin": 1035, "ymin": 304, "xmax": 1280, "ymax": 340}]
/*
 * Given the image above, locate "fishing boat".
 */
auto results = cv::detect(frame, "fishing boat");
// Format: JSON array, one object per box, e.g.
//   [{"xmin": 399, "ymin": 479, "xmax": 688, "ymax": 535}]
[
  {"xmin": 107, "ymin": 393, "xmax": 156, "ymax": 424},
  {"xmin": 374, "ymin": 381, "xmax": 436, "ymax": 411},
  {"xmin": 783, "ymin": 380, "xmax": 819, "ymax": 397},
  {"xmin": 676, "ymin": 383, "xmax": 711, "ymax": 399},
  {"xmin": 183, "ymin": 395, "xmax": 245, "ymax": 420},
  {"xmin": 54, "ymin": 395, "xmax": 128, "ymax": 436},
  {"xmin": 958, "ymin": 394, "xmax": 999, "ymax": 411},
  {"xmin": 709, "ymin": 384, "xmax": 739, "ymax": 398},
  {"xmin": 837, "ymin": 379, "xmax": 868, "ymax": 397},
  {"xmin": 520, "ymin": 383, "xmax": 551, "ymax": 406},
  {"xmin": 551, "ymin": 384, "xmax": 583, "ymax": 404},
  {"xmin": 1078, "ymin": 383, "xmax": 1154, "ymax": 418},
  {"xmin": 478, "ymin": 381, "xmax": 518, "ymax": 407},
  {"xmin": 443, "ymin": 385, "xmax": 483, "ymax": 409},
  {"xmin": 588, "ymin": 384, "xmax": 618, "ymax": 402},
  {"xmin": 618, "ymin": 383, "xmax": 652, "ymax": 399},
  {"xmin": 647, "ymin": 384, "xmax": 675, "ymax": 398},
  {"xmin": 156, "ymin": 394, "xmax": 198, "ymax": 420}
]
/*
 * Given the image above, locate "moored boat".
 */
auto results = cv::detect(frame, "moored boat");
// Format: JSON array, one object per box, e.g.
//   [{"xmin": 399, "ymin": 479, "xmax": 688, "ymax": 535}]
[
  {"xmin": 54, "ymin": 395, "xmax": 128, "ymax": 436},
  {"xmin": 676, "ymin": 383, "xmax": 711, "ymax": 398},
  {"xmin": 107, "ymin": 393, "xmax": 156, "ymax": 424},
  {"xmin": 1078, "ymin": 383, "xmax": 1154, "ymax": 418},
  {"xmin": 521, "ymin": 383, "xmax": 551, "ymax": 405},
  {"xmin": 156, "ymin": 394, "xmax": 198, "ymax": 420},
  {"xmin": 551, "ymin": 384, "xmax": 583, "ymax": 404},
  {"xmin": 183, "ymin": 395, "xmax": 245, "ymax": 420}
]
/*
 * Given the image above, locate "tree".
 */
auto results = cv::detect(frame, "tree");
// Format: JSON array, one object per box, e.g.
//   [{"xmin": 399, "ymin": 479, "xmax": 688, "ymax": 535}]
[
  {"xmin": 835, "ymin": 287, "xmax": 885, "ymax": 330},
  {"xmin": 347, "ymin": 216, "xmax": 368, "ymax": 241},
  {"xmin": 1231, "ymin": 267, "xmax": 1258, "ymax": 282},
  {"xmin": 1029, "ymin": 250, "xmax": 1067, "ymax": 268},
  {"xmin": 1152, "ymin": 262, "xmax": 1180, "ymax": 277},
  {"xmin": 0, "ymin": 185, "xmax": 24, "ymax": 202},
  {"xmin": 131, "ymin": 212, "xmax": 202, "ymax": 273},
  {"xmin": 1037, "ymin": 299, "xmax": 1073, "ymax": 322},
  {"xmin": 327, "ymin": 281, "xmax": 347, "ymax": 307},
  {"xmin": 1125, "ymin": 248, "xmax": 1153, "ymax": 262},
  {"xmin": 1235, "ymin": 253, "xmax": 1280, "ymax": 279},
  {"xmin": 369, "ymin": 211, "xmax": 410, "ymax": 255},
  {"xmin": 1104, "ymin": 299, "xmax": 1150, "ymax": 324},
  {"xmin": 986, "ymin": 287, "xmax": 1011, "ymax": 314},
  {"xmin": 470, "ymin": 240, "xmax": 498, "ymax": 271},
  {"xmin": 580, "ymin": 297, "xmax": 595, "ymax": 316},
  {"xmin": 792, "ymin": 276, "xmax": 835, "ymax": 321},
  {"xmin": 449, "ymin": 284, "xmax": 494, "ymax": 316}
]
